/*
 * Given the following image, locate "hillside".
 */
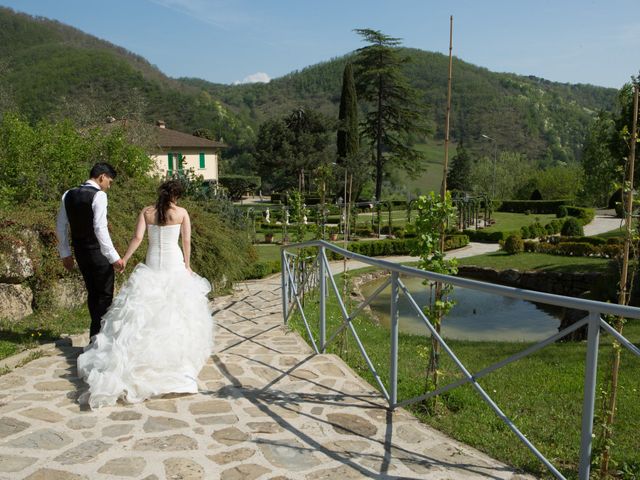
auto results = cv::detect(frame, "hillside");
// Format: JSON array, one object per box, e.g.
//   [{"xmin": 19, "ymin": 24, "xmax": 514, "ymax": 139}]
[
  {"xmin": 0, "ymin": 6, "xmax": 618, "ymax": 166},
  {"xmin": 182, "ymin": 50, "xmax": 617, "ymax": 163},
  {"xmin": 0, "ymin": 7, "xmax": 253, "ymax": 147}
]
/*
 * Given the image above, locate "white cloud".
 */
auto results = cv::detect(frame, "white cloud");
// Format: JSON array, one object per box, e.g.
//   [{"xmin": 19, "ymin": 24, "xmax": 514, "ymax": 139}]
[{"xmin": 234, "ymin": 72, "xmax": 271, "ymax": 85}]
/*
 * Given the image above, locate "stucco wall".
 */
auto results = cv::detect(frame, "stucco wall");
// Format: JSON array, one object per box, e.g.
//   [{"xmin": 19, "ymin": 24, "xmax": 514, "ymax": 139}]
[{"xmin": 151, "ymin": 148, "xmax": 219, "ymax": 181}]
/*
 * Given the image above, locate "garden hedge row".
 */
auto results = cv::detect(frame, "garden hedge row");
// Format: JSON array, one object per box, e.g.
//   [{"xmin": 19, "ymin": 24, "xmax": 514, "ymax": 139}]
[
  {"xmin": 244, "ymin": 235, "xmax": 470, "ymax": 279},
  {"xmin": 497, "ymin": 200, "xmax": 570, "ymax": 213},
  {"xmin": 524, "ymin": 241, "xmax": 622, "ymax": 258}
]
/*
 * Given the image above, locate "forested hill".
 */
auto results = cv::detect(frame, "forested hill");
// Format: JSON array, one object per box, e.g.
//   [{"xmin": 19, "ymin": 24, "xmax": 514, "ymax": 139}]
[
  {"xmin": 0, "ymin": 6, "xmax": 619, "ymax": 164},
  {"xmin": 182, "ymin": 49, "xmax": 618, "ymax": 163},
  {"xmin": 0, "ymin": 7, "xmax": 253, "ymax": 146}
]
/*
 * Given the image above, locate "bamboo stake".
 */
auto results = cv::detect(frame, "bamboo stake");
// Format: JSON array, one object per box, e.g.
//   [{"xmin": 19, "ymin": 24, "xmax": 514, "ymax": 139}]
[
  {"xmin": 429, "ymin": 15, "xmax": 454, "ymax": 392},
  {"xmin": 600, "ymin": 83, "xmax": 639, "ymax": 477},
  {"xmin": 440, "ymin": 15, "xmax": 454, "ymax": 201}
]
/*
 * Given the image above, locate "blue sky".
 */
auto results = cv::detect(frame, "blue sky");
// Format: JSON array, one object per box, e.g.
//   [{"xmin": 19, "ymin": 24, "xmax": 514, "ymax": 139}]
[{"xmin": 1, "ymin": 0, "xmax": 638, "ymax": 88}]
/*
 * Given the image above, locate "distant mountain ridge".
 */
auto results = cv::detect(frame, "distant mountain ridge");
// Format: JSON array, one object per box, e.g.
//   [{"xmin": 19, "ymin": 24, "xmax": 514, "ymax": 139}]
[
  {"xmin": 0, "ymin": 6, "xmax": 618, "ymax": 163},
  {"xmin": 182, "ymin": 49, "xmax": 617, "ymax": 162}
]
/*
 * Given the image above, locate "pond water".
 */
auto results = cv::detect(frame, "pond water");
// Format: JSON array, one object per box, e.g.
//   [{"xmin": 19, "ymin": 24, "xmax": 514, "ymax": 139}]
[{"xmin": 361, "ymin": 275, "xmax": 561, "ymax": 342}]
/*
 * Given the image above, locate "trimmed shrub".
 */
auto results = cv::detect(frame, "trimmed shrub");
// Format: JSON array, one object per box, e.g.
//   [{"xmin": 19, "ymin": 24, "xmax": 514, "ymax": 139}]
[
  {"xmin": 520, "ymin": 225, "xmax": 531, "ymax": 239},
  {"xmin": 503, "ymin": 234, "xmax": 524, "ymax": 254},
  {"xmin": 565, "ymin": 206, "xmax": 595, "ymax": 225},
  {"xmin": 561, "ymin": 218, "xmax": 584, "ymax": 237},
  {"xmin": 243, "ymin": 260, "xmax": 281, "ymax": 280},
  {"xmin": 559, "ymin": 236, "xmax": 607, "ymax": 246},
  {"xmin": 498, "ymin": 200, "xmax": 569, "ymax": 214},
  {"xmin": 463, "ymin": 229, "xmax": 514, "ymax": 243},
  {"xmin": 615, "ymin": 202, "xmax": 624, "ymax": 218},
  {"xmin": 523, "ymin": 240, "xmax": 537, "ymax": 253},
  {"xmin": 556, "ymin": 205, "xmax": 568, "ymax": 218},
  {"xmin": 326, "ymin": 235, "xmax": 469, "ymax": 259}
]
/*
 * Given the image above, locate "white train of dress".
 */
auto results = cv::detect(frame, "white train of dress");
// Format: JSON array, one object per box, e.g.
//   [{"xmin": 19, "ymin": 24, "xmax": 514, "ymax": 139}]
[{"xmin": 77, "ymin": 224, "xmax": 213, "ymax": 409}]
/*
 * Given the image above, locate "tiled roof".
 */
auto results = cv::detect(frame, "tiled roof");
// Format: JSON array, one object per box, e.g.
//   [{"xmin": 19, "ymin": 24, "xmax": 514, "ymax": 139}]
[
  {"xmin": 154, "ymin": 126, "xmax": 227, "ymax": 149},
  {"xmin": 97, "ymin": 119, "xmax": 227, "ymax": 149}
]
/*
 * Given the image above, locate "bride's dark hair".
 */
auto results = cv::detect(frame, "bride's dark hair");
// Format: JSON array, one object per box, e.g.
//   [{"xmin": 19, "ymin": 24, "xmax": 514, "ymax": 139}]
[{"xmin": 156, "ymin": 179, "xmax": 184, "ymax": 225}]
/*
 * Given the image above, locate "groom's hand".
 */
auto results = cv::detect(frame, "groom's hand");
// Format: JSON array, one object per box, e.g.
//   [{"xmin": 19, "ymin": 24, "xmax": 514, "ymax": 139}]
[
  {"xmin": 62, "ymin": 256, "xmax": 75, "ymax": 272},
  {"xmin": 113, "ymin": 259, "xmax": 125, "ymax": 273}
]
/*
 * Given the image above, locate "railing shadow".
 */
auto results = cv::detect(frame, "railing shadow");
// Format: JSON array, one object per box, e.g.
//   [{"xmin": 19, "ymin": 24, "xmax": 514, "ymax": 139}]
[
  {"xmin": 280, "ymin": 240, "xmax": 640, "ymax": 480},
  {"xmin": 208, "ymin": 351, "xmax": 516, "ymax": 480}
]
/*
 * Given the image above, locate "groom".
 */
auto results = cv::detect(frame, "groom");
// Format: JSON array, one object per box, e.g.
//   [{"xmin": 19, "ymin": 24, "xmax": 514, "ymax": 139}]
[{"xmin": 56, "ymin": 162, "xmax": 125, "ymax": 339}]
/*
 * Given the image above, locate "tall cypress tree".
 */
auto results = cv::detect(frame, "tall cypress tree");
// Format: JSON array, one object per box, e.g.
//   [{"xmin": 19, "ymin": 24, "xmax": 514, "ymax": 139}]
[
  {"xmin": 337, "ymin": 62, "xmax": 359, "ymax": 161},
  {"xmin": 353, "ymin": 28, "xmax": 426, "ymax": 201},
  {"xmin": 446, "ymin": 142, "xmax": 472, "ymax": 192}
]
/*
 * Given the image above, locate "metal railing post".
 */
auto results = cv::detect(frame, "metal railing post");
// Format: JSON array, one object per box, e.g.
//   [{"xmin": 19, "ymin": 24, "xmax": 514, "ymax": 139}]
[
  {"xmin": 578, "ymin": 311, "xmax": 601, "ymax": 480},
  {"xmin": 389, "ymin": 271, "xmax": 399, "ymax": 409},
  {"xmin": 281, "ymin": 248, "xmax": 288, "ymax": 324},
  {"xmin": 319, "ymin": 246, "xmax": 326, "ymax": 352}
]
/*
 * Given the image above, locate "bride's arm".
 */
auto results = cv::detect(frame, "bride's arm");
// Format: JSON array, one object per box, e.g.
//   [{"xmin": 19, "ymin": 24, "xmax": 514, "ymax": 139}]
[
  {"xmin": 181, "ymin": 210, "xmax": 192, "ymax": 271},
  {"xmin": 122, "ymin": 209, "xmax": 147, "ymax": 264}
]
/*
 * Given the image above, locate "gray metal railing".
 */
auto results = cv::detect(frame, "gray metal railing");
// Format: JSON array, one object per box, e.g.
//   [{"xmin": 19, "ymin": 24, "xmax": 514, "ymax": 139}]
[{"xmin": 280, "ymin": 240, "xmax": 640, "ymax": 480}]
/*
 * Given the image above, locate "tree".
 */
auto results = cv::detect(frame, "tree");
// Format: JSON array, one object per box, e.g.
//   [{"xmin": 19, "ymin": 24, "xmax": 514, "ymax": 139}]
[
  {"xmin": 337, "ymin": 62, "xmax": 359, "ymax": 162},
  {"xmin": 581, "ymin": 112, "xmax": 618, "ymax": 206},
  {"xmin": 446, "ymin": 143, "xmax": 472, "ymax": 191},
  {"xmin": 253, "ymin": 108, "xmax": 332, "ymax": 192},
  {"xmin": 353, "ymin": 28, "xmax": 426, "ymax": 200},
  {"xmin": 468, "ymin": 151, "xmax": 537, "ymax": 199},
  {"xmin": 336, "ymin": 62, "xmax": 370, "ymax": 200}
]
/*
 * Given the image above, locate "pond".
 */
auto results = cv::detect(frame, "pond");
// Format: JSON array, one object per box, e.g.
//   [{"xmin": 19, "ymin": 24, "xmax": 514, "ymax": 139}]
[{"xmin": 361, "ymin": 275, "xmax": 561, "ymax": 342}]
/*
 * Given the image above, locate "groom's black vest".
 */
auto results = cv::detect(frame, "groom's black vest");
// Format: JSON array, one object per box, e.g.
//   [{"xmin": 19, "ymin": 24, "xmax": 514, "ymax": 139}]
[{"xmin": 64, "ymin": 184, "xmax": 101, "ymax": 251}]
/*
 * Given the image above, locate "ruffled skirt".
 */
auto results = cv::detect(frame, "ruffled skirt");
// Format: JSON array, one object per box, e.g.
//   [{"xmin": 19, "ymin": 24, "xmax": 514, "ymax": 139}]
[{"xmin": 77, "ymin": 263, "xmax": 213, "ymax": 409}]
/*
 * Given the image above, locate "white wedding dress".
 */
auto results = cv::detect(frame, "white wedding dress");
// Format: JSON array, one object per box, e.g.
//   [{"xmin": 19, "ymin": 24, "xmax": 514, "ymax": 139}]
[{"xmin": 77, "ymin": 224, "xmax": 213, "ymax": 409}]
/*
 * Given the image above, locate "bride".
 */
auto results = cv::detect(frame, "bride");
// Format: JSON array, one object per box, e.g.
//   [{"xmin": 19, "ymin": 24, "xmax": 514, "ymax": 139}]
[{"xmin": 77, "ymin": 180, "xmax": 213, "ymax": 409}]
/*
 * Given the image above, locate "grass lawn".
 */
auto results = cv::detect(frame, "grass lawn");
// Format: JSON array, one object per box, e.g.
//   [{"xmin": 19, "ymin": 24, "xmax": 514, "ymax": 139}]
[
  {"xmin": 397, "ymin": 141, "xmax": 448, "ymax": 196},
  {"xmin": 482, "ymin": 212, "xmax": 558, "ymax": 233},
  {"xmin": 255, "ymin": 244, "xmax": 282, "ymax": 263},
  {"xmin": 0, "ymin": 306, "xmax": 89, "ymax": 363},
  {"xmin": 289, "ymin": 271, "xmax": 640, "ymax": 478},
  {"xmin": 596, "ymin": 226, "xmax": 626, "ymax": 239},
  {"xmin": 458, "ymin": 251, "xmax": 612, "ymax": 274}
]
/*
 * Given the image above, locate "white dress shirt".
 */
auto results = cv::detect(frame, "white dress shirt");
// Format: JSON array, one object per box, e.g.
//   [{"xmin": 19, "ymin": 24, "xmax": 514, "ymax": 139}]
[{"xmin": 56, "ymin": 179, "xmax": 121, "ymax": 264}]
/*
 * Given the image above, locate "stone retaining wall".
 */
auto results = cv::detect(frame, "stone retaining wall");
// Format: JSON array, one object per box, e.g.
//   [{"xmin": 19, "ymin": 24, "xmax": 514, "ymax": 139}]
[
  {"xmin": 0, "ymin": 229, "xmax": 86, "ymax": 322},
  {"xmin": 458, "ymin": 265, "xmax": 608, "ymax": 341},
  {"xmin": 457, "ymin": 266, "xmax": 602, "ymax": 297}
]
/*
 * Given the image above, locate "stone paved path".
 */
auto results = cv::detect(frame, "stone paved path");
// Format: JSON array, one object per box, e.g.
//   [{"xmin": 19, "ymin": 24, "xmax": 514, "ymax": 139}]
[{"xmin": 0, "ymin": 276, "xmax": 533, "ymax": 479}]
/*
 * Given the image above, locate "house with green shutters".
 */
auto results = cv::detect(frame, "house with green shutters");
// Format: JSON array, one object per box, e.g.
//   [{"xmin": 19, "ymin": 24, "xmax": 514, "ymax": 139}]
[{"xmin": 152, "ymin": 120, "xmax": 226, "ymax": 182}]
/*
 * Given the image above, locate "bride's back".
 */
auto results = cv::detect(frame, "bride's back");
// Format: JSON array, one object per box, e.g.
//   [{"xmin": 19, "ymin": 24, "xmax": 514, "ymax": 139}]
[
  {"xmin": 143, "ymin": 205, "xmax": 185, "ymax": 226},
  {"xmin": 143, "ymin": 206, "xmax": 186, "ymax": 271}
]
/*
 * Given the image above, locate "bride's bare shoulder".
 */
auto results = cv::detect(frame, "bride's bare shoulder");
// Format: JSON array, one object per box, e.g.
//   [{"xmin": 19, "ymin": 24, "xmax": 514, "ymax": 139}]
[
  {"xmin": 176, "ymin": 206, "xmax": 189, "ymax": 218},
  {"xmin": 142, "ymin": 206, "xmax": 156, "ymax": 222}
]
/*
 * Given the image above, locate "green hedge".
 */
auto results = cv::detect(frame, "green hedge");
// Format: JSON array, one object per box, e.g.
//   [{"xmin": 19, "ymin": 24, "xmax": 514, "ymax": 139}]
[
  {"xmin": 524, "ymin": 239, "xmax": 623, "ymax": 258},
  {"xmin": 565, "ymin": 206, "xmax": 595, "ymax": 225},
  {"xmin": 335, "ymin": 235, "xmax": 469, "ymax": 258},
  {"xmin": 463, "ymin": 229, "xmax": 515, "ymax": 242},
  {"xmin": 243, "ymin": 260, "xmax": 281, "ymax": 279},
  {"xmin": 498, "ymin": 200, "xmax": 569, "ymax": 214},
  {"xmin": 244, "ymin": 236, "xmax": 470, "ymax": 279}
]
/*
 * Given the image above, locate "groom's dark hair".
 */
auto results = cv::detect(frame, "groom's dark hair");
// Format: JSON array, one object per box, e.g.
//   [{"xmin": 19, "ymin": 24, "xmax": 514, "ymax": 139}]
[{"xmin": 90, "ymin": 162, "xmax": 117, "ymax": 179}]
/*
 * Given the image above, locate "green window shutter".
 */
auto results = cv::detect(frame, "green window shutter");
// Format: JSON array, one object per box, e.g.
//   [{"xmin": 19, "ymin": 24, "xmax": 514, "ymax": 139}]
[
  {"xmin": 199, "ymin": 153, "xmax": 205, "ymax": 169},
  {"xmin": 167, "ymin": 153, "xmax": 174, "ymax": 175},
  {"xmin": 177, "ymin": 152, "xmax": 183, "ymax": 172}
]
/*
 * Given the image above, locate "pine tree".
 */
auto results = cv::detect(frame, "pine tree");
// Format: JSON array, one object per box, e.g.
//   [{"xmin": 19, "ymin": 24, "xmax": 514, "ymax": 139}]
[{"xmin": 353, "ymin": 28, "xmax": 426, "ymax": 200}]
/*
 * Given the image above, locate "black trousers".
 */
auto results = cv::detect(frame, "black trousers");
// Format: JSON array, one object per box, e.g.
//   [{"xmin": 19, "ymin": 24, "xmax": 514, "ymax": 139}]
[{"xmin": 74, "ymin": 248, "xmax": 114, "ymax": 338}]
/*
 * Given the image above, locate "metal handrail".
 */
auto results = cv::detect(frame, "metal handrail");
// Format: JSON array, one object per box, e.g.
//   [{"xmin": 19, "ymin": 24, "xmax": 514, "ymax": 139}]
[{"xmin": 280, "ymin": 240, "xmax": 640, "ymax": 480}]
